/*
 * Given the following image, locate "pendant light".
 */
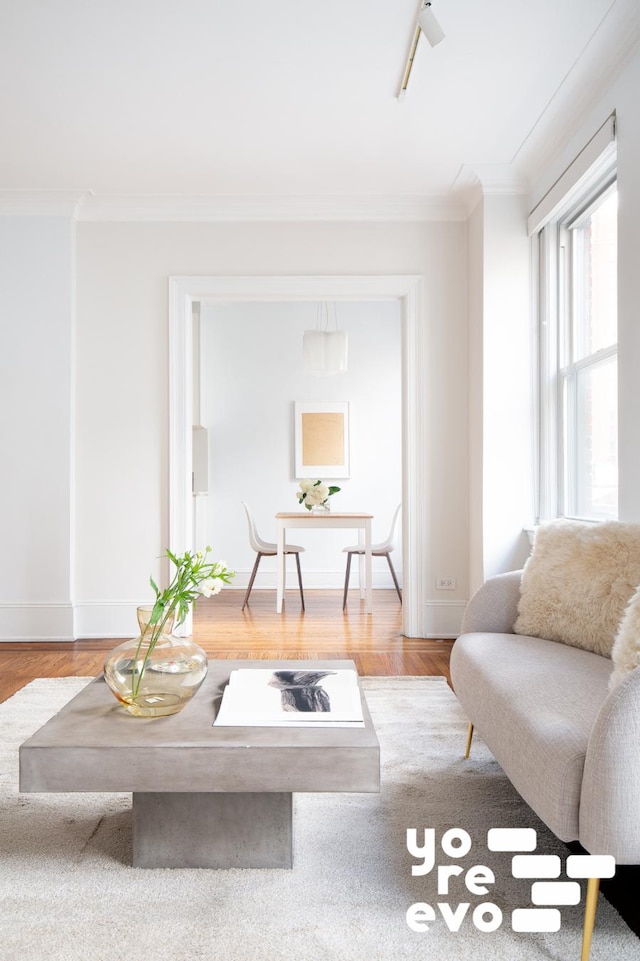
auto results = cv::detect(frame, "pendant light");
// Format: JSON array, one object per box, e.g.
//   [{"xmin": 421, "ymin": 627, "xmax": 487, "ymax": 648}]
[{"xmin": 303, "ymin": 303, "xmax": 348, "ymax": 377}]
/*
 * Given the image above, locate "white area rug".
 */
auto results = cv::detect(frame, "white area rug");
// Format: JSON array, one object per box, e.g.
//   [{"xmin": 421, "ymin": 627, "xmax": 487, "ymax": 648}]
[{"xmin": 1, "ymin": 676, "xmax": 638, "ymax": 961}]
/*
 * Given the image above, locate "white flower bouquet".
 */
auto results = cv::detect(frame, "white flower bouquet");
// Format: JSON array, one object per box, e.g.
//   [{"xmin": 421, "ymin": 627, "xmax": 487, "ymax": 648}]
[{"xmin": 296, "ymin": 478, "xmax": 341, "ymax": 511}]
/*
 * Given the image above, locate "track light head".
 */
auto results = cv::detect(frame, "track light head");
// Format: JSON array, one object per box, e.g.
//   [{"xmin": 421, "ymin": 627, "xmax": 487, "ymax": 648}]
[
  {"xmin": 397, "ymin": 0, "xmax": 446, "ymax": 98},
  {"xmin": 417, "ymin": 2, "xmax": 445, "ymax": 47}
]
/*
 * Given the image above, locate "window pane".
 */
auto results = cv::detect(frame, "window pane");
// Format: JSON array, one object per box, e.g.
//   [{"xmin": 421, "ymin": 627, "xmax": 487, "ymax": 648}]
[
  {"xmin": 574, "ymin": 357, "xmax": 618, "ymax": 520},
  {"xmin": 571, "ymin": 189, "xmax": 617, "ymax": 360}
]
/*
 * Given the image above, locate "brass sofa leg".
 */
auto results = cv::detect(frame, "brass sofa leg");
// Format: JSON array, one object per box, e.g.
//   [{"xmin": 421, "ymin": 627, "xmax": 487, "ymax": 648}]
[
  {"xmin": 580, "ymin": 877, "xmax": 600, "ymax": 961},
  {"xmin": 464, "ymin": 721, "xmax": 474, "ymax": 759}
]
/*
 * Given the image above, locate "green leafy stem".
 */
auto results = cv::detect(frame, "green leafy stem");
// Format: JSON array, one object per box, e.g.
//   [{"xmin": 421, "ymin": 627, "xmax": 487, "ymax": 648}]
[{"xmin": 130, "ymin": 548, "xmax": 234, "ymax": 701}]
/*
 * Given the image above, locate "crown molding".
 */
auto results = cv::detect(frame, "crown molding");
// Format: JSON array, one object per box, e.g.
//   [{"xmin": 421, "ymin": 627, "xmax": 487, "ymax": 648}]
[
  {"xmin": 0, "ymin": 191, "xmax": 468, "ymax": 223},
  {"xmin": 0, "ymin": 190, "xmax": 92, "ymax": 217},
  {"xmin": 0, "ymin": 190, "xmax": 470, "ymax": 224},
  {"xmin": 452, "ymin": 164, "xmax": 527, "ymax": 215},
  {"xmin": 76, "ymin": 193, "xmax": 466, "ymax": 223}
]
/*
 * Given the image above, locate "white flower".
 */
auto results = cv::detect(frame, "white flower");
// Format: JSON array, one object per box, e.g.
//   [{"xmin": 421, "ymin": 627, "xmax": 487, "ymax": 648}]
[
  {"xmin": 198, "ymin": 577, "xmax": 224, "ymax": 597},
  {"xmin": 296, "ymin": 477, "xmax": 338, "ymax": 509}
]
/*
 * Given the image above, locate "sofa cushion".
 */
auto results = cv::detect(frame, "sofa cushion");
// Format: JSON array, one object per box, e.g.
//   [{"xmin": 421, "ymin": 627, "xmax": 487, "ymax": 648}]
[
  {"xmin": 451, "ymin": 633, "xmax": 612, "ymax": 842},
  {"xmin": 610, "ymin": 584, "xmax": 640, "ymax": 688},
  {"xmin": 513, "ymin": 519, "xmax": 640, "ymax": 657}
]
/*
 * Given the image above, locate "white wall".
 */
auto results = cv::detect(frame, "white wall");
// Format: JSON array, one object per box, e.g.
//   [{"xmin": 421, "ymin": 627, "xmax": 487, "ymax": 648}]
[
  {"xmin": 73, "ymin": 220, "xmax": 468, "ymax": 637},
  {"xmin": 465, "ymin": 47, "xmax": 640, "ymax": 593},
  {"xmin": 481, "ymin": 195, "xmax": 535, "ymax": 578},
  {"xmin": 199, "ymin": 300, "xmax": 402, "ymax": 588},
  {"xmin": 466, "ymin": 49, "xmax": 640, "ymax": 588},
  {"xmin": 527, "ymin": 45, "xmax": 640, "ymax": 526},
  {"xmin": 0, "ymin": 216, "xmax": 75, "ymax": 639},
  {"xmin": 466, "ymin": 195, "xmax": 535, "ymax": 593}
]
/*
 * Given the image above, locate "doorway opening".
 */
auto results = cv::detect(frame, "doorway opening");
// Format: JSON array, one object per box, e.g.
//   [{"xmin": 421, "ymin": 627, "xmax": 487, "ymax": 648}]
[{"xmin": 168, "ymin": 274, "xmax": 426, "ymax": 637}]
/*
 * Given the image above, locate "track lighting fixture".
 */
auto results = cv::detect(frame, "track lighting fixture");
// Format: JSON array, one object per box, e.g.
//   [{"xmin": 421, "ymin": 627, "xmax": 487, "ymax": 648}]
[
  {"xmin": 398, "ymin": 1, "xmax": 445, "ymax": 98},
  {"xmin": 418, "ymin": 2, "xmax": 445, "ymax": 47}
]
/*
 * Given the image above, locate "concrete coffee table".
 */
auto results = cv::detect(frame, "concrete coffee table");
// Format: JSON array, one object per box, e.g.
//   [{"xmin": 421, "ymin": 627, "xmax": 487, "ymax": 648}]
[{"xmin": 19, "ymin": 658, "xmax": 380, "ymax": 869}]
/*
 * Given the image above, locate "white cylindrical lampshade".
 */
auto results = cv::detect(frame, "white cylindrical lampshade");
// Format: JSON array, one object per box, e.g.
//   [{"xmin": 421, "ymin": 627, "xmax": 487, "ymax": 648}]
[
  {"xmin": 303, "ymin": 330, "xmax": 348, "ymax": 376},
  {"xmin": 324, "ymin": 330, "xmax": 348, "ymax": 373},
  {"xmin": 418, "ymin": 4, "xmax": 445, "ymax": 47}
]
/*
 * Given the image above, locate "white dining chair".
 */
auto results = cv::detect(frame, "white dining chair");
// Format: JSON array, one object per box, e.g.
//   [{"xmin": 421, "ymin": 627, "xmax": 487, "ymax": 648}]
[
  {"xmin": 342, "ymin": 504, "xmax": 402, "ymax": 609},
  {"xmin": 241, "ymin": 501, "xmax": 305, "ymax": 610}
]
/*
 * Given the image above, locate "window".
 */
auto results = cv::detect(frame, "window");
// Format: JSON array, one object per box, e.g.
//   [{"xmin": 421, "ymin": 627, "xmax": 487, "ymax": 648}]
[{"xmin": 538, "ymin": 181, "xmax": 618, "ymax": 522}]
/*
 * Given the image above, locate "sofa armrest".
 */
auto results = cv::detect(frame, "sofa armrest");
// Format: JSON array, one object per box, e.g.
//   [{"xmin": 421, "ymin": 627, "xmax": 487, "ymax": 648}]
[
  {"xmin": 580, "ymin": 666, "xmax": 640, "ymax": 863},
  {"xmin": 460, "ymin": 570, "xmax": 523, "ymax": 635}
]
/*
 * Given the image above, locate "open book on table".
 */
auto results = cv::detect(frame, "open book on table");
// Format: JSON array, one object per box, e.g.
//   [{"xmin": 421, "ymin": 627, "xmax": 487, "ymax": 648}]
[{"xmin": 213, "ymin": 668, "xmax": 365, "ymax": 727}]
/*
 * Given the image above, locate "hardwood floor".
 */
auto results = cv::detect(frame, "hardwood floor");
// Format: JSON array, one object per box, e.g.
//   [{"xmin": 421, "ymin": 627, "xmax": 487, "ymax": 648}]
[{"xmin": 0, "ymin": 589, "xmax": 454, "ymax": 704}]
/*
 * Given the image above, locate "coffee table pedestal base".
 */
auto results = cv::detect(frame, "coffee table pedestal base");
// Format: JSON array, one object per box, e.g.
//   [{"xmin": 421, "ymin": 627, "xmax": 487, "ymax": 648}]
[{"xmin": 133, "ymin": 791, "xmax": 293, "ymax": 869}]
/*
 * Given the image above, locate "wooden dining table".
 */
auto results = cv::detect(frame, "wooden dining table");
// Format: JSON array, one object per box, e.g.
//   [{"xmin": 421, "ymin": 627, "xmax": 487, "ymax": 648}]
[{"xmin": 275, "ymin": 512, "xmax": 374, "ymax": 613}]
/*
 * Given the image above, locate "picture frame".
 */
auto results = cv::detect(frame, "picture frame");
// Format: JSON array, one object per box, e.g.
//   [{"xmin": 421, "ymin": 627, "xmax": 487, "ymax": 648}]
[{"xmin": 294, "ymin": 401, "xmax": 350, "ymax": 479}]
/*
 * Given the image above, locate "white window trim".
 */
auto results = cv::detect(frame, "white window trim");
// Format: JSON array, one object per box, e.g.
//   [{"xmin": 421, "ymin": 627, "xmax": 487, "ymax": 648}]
[
  {"xmin": 535, "ymin": 136, "xmax": 617, "ymax": 524},
  {"xmin": 528, "ymin": 114, "xmax": 616, "ymax": 236}
]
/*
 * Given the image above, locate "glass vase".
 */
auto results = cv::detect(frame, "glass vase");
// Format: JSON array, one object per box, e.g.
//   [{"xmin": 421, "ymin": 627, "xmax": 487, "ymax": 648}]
[
  {"xmin": 311, "ymin": 502, "xmax": 331, "ymax": 513},
  {"xmin": 103, "ymin": 605, "xmax": 208, "ymax": 718}
]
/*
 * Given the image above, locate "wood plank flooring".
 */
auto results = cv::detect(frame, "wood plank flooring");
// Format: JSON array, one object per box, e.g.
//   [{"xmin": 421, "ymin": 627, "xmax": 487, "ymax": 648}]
[{"xmin": 0, "ymin": 589, "xmax": 454, "ymax": 704}]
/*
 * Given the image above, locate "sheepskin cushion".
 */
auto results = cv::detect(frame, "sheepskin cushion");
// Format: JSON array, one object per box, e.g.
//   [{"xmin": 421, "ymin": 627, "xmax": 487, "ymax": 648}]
[
  {"xmin": 514, "ymin": 519, "xmax": 640, "ymax": 657},
  {"xmin": 610, "ymin": 585, "xmax": 640, "ymax": 687}
]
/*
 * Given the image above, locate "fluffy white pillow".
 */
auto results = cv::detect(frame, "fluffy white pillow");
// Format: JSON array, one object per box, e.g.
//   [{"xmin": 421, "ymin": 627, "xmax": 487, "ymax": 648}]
[
  {"xmin": 610, "ymin": 585, "xmax": 640, "ymax": 688},
  {"xmin": 514, "ymin": 519, "xmax": 640, "ymax": 658}
]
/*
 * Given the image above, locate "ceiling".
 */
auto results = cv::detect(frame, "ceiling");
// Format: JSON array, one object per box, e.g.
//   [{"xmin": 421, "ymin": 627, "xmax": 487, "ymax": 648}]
[{"xmin": 1, "ymin": 0, "xmax": 639, "ymax": 214}]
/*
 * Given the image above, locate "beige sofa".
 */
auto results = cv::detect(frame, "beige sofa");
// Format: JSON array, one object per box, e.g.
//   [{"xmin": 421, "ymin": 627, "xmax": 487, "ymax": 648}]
[{"xmin": 451, "ymin": 567, "xmax": 640, "ymax": 961}]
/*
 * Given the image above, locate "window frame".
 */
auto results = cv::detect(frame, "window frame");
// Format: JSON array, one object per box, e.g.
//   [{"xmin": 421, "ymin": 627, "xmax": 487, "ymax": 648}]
[{"xmin": 537, "ymin": 173, "xmax": 618, "ymax": 523}]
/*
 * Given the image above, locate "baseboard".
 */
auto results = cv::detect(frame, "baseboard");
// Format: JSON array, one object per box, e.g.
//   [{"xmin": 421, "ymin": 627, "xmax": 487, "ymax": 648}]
[
  {"xmin": 73, "ymin": 600, "xmax": 145, "ymax": 639},
  {"xmin": 423, "ymin": 600, "xmax": 467, "ymax": 638},
  {"xmin": 0, "ymin": 602, "xmax": 75, "ymax": 641}
]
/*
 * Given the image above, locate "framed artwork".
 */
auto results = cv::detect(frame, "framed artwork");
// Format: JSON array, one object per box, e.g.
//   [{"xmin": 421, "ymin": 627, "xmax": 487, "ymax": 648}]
[{"xmin": 294, "ymin": 402, "xmax": 350, "ymax": 479}]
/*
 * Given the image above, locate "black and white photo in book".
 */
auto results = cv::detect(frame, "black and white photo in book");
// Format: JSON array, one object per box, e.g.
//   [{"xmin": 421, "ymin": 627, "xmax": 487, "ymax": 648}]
[
  {"xmin": 268, "ymin": 670, "xmax": 336, "ymax": 712},
  {"xmin": 214, "ymin": 667, "xmax": 365, "ymax": 727}
]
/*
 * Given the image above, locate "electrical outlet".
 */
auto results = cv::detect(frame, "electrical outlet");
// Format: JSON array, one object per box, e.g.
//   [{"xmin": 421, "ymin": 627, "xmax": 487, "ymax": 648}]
[{"xmin": 436, "ymin": 577, "xmax": 457, "ymax": 590}]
